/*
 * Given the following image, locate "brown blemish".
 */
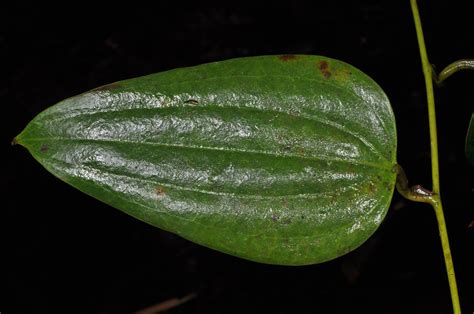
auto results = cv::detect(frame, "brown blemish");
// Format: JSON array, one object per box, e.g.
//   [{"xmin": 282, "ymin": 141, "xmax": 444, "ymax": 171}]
[
  {"xmin": 368, "ymin": 182, "xmax": 377, "ymax": 194},
  {"xmin": 278, "ymin": 54, "xmax": 298, "ymax": 61},
  {"xmin": 92, "ymin": 82, "xmax": 121, "ymax": 92},
  {"xmin": 155, "ymin": 186, "xmax": 166, "ymax": 197},
  {"xmin": 185, "ymin": 99, "xmax": 199, "ymax": 105},
  {"xmin": 318, "ymin": 61, "xmax": 331, "ymax": 79},
  {"xmin": 281, "ymin": 198, "xmax": 289, "ymax": 208},
  {"xmin": 11, "ymin": 137, "xmax": 18, "ymax": 146},
  {"xmin": 40, "ymin": 144, "xmax": 49, "ymax": 153}
]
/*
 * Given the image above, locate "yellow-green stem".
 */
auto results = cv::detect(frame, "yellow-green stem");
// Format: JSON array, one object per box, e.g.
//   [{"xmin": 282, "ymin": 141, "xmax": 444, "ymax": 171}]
[
  {"xmin": 435, "ymin": 59, "xmax": 474, "ymax": 85},
  {"xmin": 410, "ymin": 0, "xmax": 461, "ymax": 313}
]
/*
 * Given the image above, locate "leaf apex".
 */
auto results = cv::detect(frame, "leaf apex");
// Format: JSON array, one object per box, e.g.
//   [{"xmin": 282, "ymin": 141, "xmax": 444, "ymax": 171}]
[
  {"xmin": 12, "ymin": 129, "xmax": 28, "ymax": 147},
  {"xmin": 11, "ymin": 137, "xmax": 19, "ymax": 146}
]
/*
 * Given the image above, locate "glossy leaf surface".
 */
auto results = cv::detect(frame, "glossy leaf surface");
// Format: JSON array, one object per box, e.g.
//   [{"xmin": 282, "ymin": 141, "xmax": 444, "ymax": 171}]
[
  {"xmin": 466, "ymin": 113, "xmax": 474, "ymax": 165},
  {"xmin": 16, "ymin": 55, "xmax": 397, "ymax": 265}
]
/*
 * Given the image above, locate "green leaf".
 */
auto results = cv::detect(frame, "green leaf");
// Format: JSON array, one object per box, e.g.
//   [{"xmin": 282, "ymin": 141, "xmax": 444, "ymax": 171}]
[
  {"xmin": 466, "ymin": 113, "xmax": 474, "ymax": 165},
  {"xmin": 15, "ymin": 55, "xmax": 397, "ymax": 265}
]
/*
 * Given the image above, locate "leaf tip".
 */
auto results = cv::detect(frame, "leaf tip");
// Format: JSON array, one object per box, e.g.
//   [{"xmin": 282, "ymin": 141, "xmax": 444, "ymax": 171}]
[
  {"xmin": 11, "ymin": 133, "xmax": 26, "ymax": 147},
  {"xmin": 12, "ymin": 129, "xmax": 28, "ymax": 147},
  {"xmin": 12, "ymin": 129, "xmax": 29, "ymax": 148},
  {"xmin": 11, "ymin": 137, "xmax": 19, "ymax": 146}
]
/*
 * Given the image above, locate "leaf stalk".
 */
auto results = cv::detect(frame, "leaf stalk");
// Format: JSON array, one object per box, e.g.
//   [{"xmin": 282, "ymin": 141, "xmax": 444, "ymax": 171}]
[{"xmin": 433, "ymin": 59, "xmax": 474, "ymax": 85}]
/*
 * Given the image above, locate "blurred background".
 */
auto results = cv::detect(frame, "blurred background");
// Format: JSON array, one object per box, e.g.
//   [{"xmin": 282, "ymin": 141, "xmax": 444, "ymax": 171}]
[{"xmin": 3, "ymin": 0, "xmax": 473, "ymax": 313}]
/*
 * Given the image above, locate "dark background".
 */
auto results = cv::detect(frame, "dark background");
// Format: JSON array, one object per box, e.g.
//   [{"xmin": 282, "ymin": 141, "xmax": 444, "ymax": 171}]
[{"xmin": 3, "ymin": 0, "xmax": 473, "ymax": 313}]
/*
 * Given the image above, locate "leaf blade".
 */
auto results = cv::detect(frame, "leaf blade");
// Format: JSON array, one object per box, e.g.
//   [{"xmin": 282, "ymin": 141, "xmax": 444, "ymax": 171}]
[{"xmin": 16, "ymin": 55, "xmax": 397, "ymax": 265}]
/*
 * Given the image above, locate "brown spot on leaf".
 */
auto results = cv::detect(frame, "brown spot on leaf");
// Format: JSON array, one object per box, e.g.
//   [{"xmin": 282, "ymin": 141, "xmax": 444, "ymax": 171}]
[
  {"xmin": 318, "ymin": 61, "xmax": 331, "ymax": 78},
  {"xmin": 92, "ymin": 82, "xmax": 121, "ymax": 92},
  {"xmin": 279, "ymin": 54, "xmax": 298, "ymax": 61},
  {"xmin": 11, "ymin": 137, "xmax": 18, "ymax": 146},
  {"xmin": 368, "ymin": 182, "xmax": 377, "ymax": 194},
  {"xmin": 185, "ymin": 99, "xmax": 199, "ymax": 105},
  {"xmin": 155, "ymin": 186, "xmax": 166, "ymax": 197},
  {"xmin": 40, "ymin": 144, "xmax": 49, "ymax": 153},
  {"xmin": 297, "ymin": 147, "xmax": 305, "ymax": 156}
]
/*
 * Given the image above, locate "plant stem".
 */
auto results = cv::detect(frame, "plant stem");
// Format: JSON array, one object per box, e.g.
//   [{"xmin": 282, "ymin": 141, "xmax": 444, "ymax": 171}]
[
  {"xmin": 434, "ymin": 59, "xmax": 474, "ymax": 85},
  {"xmin": 409, "ymin": 1, "xmax": 461, "ymax": 313},
  {"xmin": 410, "ymin": 0, "xmax": 439, "ymax": 193}
]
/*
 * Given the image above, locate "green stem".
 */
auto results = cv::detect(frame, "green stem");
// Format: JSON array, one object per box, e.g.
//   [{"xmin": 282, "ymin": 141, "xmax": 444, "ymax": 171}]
[
  {"xmin": 434, "ymin": 59, "xmax": 474, "ymax": 85},
  {"xmin": 409, "ymin": 1, "xmax": 461, "ymax": 313},
  {"xmin": 410, "ymin": 0, "xmax": 439, "ymax": 193}
]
